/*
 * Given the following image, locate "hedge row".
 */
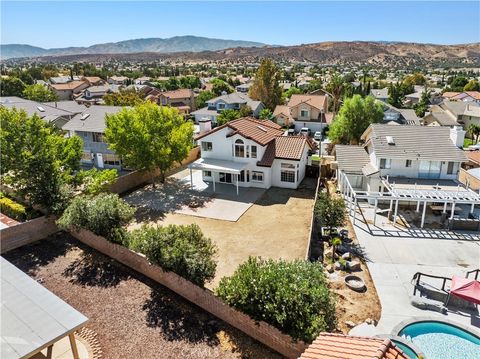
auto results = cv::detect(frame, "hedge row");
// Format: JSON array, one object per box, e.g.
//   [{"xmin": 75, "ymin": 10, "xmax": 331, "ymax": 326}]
[{"xmin": 0, "ymin": 195, "xmax": 27, "ymax": 221}]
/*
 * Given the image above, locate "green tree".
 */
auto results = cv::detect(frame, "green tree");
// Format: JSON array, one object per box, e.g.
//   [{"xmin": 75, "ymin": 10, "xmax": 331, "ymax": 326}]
[
  {"xmin": 326, "ymin": 74, "xmax": 345, "ymax": 113},
  {"xmin": 105, "ymin": 102, "xmax": 193, "ymax": 185},
  {"xmin": 314, "ymin": 192, "xmax": 346, "ymax": 234},
  {"xmin": 282, "ymin": 86, "xmax": 303, "ymax": 103},
  {"xmin": 249, "ymin": 58, "xmax": 283, "ymax": 110},
  {"xmin": 216, "ymin": 257, "xmax": 336, "ymax": 342},
  {"xmin": 210, "ymin": 78, "xmax": 233, "ymax": 95},
  {"xmin": 0, "ymin": 107, "xmax": 82, "ymax": 211},
  {"xmin": 103, "ymin": 89, "xmax": 145, "ymax": 106},
  {"xmin": 22, "ymin": 84, "xmax": 58, "ymax": 102},
  {"xmin": 238, "ymin": 104, "xmax": 253, "ymax": 117},
  {"xmin": 75, "ymin": 168, "xmax": 118, "ymax": 195},
  {"xmin": 0, "ymin": 77, "xmax": 26, "ymax": 97},
  {"xmin": 388, "ymin": 82, "xmax": 405, "ymax": 108},
  {"xmin": 464, "ymin": 79, "xmax": 480, "ymax": 91},
  {"xmin": 259, "ymin": 108, "xmax": 274, "ymax": 120},
  {"xmin": 195, "ymin": 90, "xmax": 216, "ymax": 109},
  {"xmin": 216, "ymin": 109, "xmax": 240, "ymax": 125},
  {"xmin": 129, "ymin": 224, "xmax": 217, "ymax": 286},
  {"xmin": 328, "ymin": 95, "xmax": 384, "ymax": 144},
  {"xmin": 403, "ymin": 72, "xmax": 426, "ymax": 86},
  {"xmin": 413, "ymin": 86, "xmax": 432, "ymax": 117},
  {"xmin": 468, "ymin": 124, "xmax": 480, "ymax": 143},
  {"xmin": 449, "ymin": 76, "xmax": 469, "ymax": 92}
]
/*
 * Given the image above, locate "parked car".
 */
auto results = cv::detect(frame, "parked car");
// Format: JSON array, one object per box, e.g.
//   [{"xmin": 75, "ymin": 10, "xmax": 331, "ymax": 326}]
[
  {"xmin": 299, "ymin": 127, "xmax": 310, "ymax": 136},
  {"xmin": 287, "ymin": 128, "xmax": 295, "ymax": 136},
  {"xmin": 313, "ymin": 131, "xmax": 322, "ymax": 141},
  {"xmin": 468, "ymin": 143, "xmax": 480, "ymax": 151}
]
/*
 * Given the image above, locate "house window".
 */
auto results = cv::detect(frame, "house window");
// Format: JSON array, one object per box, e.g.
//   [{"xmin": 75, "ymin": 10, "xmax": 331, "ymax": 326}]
[
  {"xmin": 103, "ymin": 154, "xmax": 121, "ymax": 166},
  {"xmin": 280, "ymin": 163, "xmax": 296, "ymax": 183},
  {"xmin": 201, "ymin": 142, "xmax": 213, "ymax": 151},
  {"xmin": 92, "ymin": 132, "xmax": 105, "ymax": 143},
  {"xmin": 234, "ymin": 139, "xmax": 245, "ymax": 157},
  {"xmin": 81, "ymin": 152, "xmax": 92, "ymax": 161},
  {"xmin": 252, "ymin": 171, "xmax": 264, "ymax": 182},
  {"xmin": 380, "ymin": 158, "xmax": 391, "ymax": 169},
  {"xmin": 203, "ymin": 170, "xmax": 212, "ymax": 177},
  {"xmin": 300, "ymin": 109, "xmax": 309, "ymax": 117},
  {"xmin": 251, "ymin": 145, "xmax": 257, "ymax": 159},
  {"xmin": 405, "ymin": 160, "xmax": 412, "ymax": 168},
  {"xmin": 218, "ymin": 103, "xmax": 226, "ymax": 110},
  {"xmin": 447, "ymin": 162, "xmax": 455, "ymax": 175}
]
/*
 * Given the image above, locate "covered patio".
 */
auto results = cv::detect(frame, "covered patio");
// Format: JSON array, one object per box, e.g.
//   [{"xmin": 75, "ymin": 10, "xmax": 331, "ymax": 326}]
[{"xmin": 188, "ymin": 158, "xmax": 248, "ymax": 195}]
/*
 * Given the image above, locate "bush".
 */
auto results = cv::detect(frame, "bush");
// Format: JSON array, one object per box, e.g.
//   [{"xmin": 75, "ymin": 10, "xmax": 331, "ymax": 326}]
[
  {"xmin": 57, "ymin": 193, "xmax": 135, "ymax": 242},
  {"xmin": 0, "ymin": 195, "xmax": 27, "ymax": 221},
  {"xmin": 129, "ymin": 224, "xmax": 217, "ymax": 286},
  {"xmin": 314, "ymin": 192, "xmax": 346, "ymax": 233},
  {"xmin": 216, "ymin": 257, "xmax": 336, "ymax": 342}
]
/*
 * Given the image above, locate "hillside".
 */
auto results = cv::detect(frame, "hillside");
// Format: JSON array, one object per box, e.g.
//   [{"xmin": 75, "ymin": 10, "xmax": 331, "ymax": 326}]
[
  {"xmin": 0, "ymin": 36, "xmax": 266, "ymax": 59},
  {"xmin": 2, "ymin": 41, "xmax": 479, "ymax": 68}
]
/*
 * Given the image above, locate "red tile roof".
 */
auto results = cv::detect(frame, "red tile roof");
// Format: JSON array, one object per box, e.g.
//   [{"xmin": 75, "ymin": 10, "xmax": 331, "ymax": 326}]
[
  {"xmin": 288, "ymin": 94, "xmax": 326, "ymax": 111},
  {"xmin": 159, "ymin": 88, "xmax": 193, "ymax": 99},
  {"xmin": 299, "ymin": 333, "xmax": 409, "ymax": 359},
  {"xmin": 442, "ymin": 91, "xmax": 461, "ymax": 98},
  {"xmin": 196, "ymin": 117, "xmax": 283, "ymax": 146},
  {"xmin": 467, "ymin": 150, "xmax": 480, "ymax": 165},
  {"xmin": 258, "ymin": 136, "xmax": 312, "ymax": 167},
  {"xmin": 49, "ymin": 80, "xmax": 88, "ymax": 91}
]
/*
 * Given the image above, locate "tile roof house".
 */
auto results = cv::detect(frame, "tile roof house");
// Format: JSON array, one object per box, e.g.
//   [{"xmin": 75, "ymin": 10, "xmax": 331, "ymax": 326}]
[
  {"xmin": 191, "ymin": 93, "xmax": 264, "ymax": 124},
  {"xmin": 298, "ymin": 333, "xmax": 408, "ymax": 359},
  {"xmin": 426, "ymin": 101, "xmax": 480, "ymax": 129},
  {"xmin": 149, "ymin": 88, "xmax": 196, "ymax": 114},
  {"xmin": 191, "ymin": 117, "xmax": 314, "ymax": 191},
  {"xmin": 108, "ymin": 76, "xmax": 129, "ymax": 85},
  {"xmin": 81, "ymin": 76, "xmax": 105, "ymax": 86},
  {"xmin": 443, "ymin": 91, "xmax": 480, "ymax": 103},
  {"xmin": 49, "ymin": 80, "xmax": 89, "ymax": 100}
]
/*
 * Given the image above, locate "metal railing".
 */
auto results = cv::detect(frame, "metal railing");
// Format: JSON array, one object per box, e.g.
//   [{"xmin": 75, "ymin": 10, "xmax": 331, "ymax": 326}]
[
  {"xmin": 412, "ymin": 272, "xmax": 451, "ymax": 295},
  {"xmin": 466, "ymin": 269, "xmax": 480, "ymax": 280}
]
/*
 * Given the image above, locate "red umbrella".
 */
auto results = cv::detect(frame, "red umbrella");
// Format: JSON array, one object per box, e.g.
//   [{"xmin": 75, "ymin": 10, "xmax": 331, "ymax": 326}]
[{"xmin": 449, "ymin": 275, "xmax": 480, "ymax": 305}]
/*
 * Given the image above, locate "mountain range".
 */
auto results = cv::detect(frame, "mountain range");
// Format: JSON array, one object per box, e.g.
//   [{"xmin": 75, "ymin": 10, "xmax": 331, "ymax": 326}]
[{"xmin": 0, "ymin": 36, "xmax": 266, "ymax": 59}]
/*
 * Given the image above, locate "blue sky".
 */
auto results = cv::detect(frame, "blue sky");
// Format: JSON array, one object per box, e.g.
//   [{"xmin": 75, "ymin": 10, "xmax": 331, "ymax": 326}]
[{"xmin": 1, "ymin": 1, "xmax": 479, "ymax": 48}]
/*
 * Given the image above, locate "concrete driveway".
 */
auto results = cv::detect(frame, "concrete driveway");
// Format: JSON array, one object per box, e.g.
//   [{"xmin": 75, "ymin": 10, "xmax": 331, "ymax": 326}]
[{"xmin": 349, "ymin": 212, "xmax": 480, "ymax": 337}]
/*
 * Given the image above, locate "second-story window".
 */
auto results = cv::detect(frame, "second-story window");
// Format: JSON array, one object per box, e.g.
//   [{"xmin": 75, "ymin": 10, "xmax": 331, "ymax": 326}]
[
  {"xmin": 92, "ymin": 132, "xmax": 106, "ymax": 143},
  {"xmin": 201, "ymin": 142, "xmax": 213, "ymax": 151},
  {"xmin": 405, "ymin": 160, "xmax": 412, "ymax": 168},
  {"xmin": 234, "ymin": 139, "xmax": 245, "ymax": 157},
  {"xmin": 300, "ymin": 109, "xmax": 309, "ymax": 117},
  {"xmin": 251, "ymin": 145, "xmax": 257, "ymax": 159},
  {"xmin": 380, "ymin": 158, "xmax": 392, "ymax": 169}
]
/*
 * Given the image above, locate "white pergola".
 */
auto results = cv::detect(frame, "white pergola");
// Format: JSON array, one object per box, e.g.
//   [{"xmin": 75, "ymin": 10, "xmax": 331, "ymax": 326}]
[
  {"xmin": 337, "ymin": 170, "xmax": 480, "ymax": 229},
  {"xmin": 1, "ymin": 257, "xmax": 88, "ymax": 359},
  {"xmin": 188, "ymin": 158, "xmax": 248, "ymax": 195}
]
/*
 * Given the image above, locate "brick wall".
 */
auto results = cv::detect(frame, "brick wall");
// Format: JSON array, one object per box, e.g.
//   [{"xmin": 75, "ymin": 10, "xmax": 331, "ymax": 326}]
[
  {"xmin": 0, "ymin": 216, "xmax": 59, "ymax": 254},
  {"xmin": 109, "ymin": 146, "xmax": 200, "ymax": 194},
  {"xmin": 70, "ymin": 228, "xmax": 307, "ymax": 359},
  {"xmin": 458, "ymin": 168, "xmax": 480, "ymax": 191}
]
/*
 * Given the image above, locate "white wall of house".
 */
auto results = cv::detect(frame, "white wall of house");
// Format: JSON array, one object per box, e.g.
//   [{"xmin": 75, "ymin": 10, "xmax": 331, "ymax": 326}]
[
  {"xmin": 375, "ymin": 158, "xmax": 461, "ymax": 180},
  {"xmin": 271, "ymin": 146, "xmax": 309, "ymax": 189},
  {"xmin": 294, "ymin": 121, "xmax": 324, "ymax": 133}
]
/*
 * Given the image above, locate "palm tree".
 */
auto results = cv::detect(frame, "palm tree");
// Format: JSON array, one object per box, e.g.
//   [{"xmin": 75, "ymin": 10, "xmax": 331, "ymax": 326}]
[
  {"xmin": 331, "ymin": 236, "xmax": 342, "ymax": 261},
  {"xmin": 468, "ymin": 124, "xmax": 480, "ymax": 144}
]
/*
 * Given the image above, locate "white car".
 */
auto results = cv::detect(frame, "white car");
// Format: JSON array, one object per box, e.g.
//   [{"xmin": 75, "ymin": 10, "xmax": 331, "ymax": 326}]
[
  {"xmin": 468, "ymin": 143, "xmax": 480, "ymax": 151},
  {"xmin": 299, "ymin": 127, "xmax": 310, "ymax": 136},
  {"xmin": 313, "ymin": 131, "xmax": 322, "ymax": 141}
]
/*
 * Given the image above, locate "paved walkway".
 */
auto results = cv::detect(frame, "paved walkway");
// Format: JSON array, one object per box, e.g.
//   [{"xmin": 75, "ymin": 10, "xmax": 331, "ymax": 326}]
[{"xmin": 349, "ymin": 209, "xmax": 480, "ymax": 337}]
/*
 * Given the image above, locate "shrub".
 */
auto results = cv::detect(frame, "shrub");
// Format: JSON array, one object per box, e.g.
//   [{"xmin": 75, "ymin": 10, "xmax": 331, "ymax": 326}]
[
  {"xmin": 0, "ymin": 195, "xmax": 27, "ymax": 221},
  {"xmin": 57, "ymin": 193, "xmax": 135, "ymax": 242},
  {"xmin": 129, "ymin": 224, "xmax": 217, "ymax": 286},
  {"xmin": 75, "ymin": 168, "xmax": 118, "ymax": 195},
  {"xmin": 314, "ymin": 192, "xmax": 346, "ymax": 234},
  {"xmin": 216, "ymin": 257, "xmax": 336, "ymax": 342}
]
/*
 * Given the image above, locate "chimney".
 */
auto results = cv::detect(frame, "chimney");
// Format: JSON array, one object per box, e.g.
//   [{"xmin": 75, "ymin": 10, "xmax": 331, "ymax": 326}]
[
  {"xmin": 450, "ymin": 126, "xmax": 466, "ymax": 148},
  {"xmin": 199, "ymin": 118, "xmax": 212, "ymax": 134}
]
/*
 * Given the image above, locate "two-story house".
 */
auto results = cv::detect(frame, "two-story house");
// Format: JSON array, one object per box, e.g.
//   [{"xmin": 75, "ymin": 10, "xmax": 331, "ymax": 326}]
[
  {"xmin": 277, "ymin": 94, "xmax": 330, "ymax": 133},
  {"xmin": 382, "ymin": 103, "xmax": 421, "ymax": 126},
  {"xmin": 335, "ymin": 124, "xmax": 468, "ymax": 194},
  {"xmin": 154, "ymin": 89, "xmax": 196, "ymax": 115},
  {"xmin": 49, "ymin": 80, "xmax": 89, "ymax": 100},
  {"xmin": 191, "ymin": 93, "xmax": 264, "ymax": 124},
  {"xmin": 108, "ymin": 76, "xmax": 129, "ymax": 85},
  {"xmin": 190, "ymin": 117, "xmax": 314, "ymax": 192},
  {"xmin": 62, "ymin": 105, "xmax": 123, "ymax": 169}
]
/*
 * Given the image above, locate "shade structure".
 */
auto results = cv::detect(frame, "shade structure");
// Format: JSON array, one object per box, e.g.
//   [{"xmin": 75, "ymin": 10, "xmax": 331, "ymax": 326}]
[{"xmin": 450, "ymin": 275, "xmax": 480, "ymax": 305}]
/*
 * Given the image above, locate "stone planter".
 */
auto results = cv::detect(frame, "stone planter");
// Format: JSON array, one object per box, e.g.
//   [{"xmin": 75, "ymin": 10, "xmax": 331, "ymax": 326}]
[{"xmin": 345, "ymin": 275, "xmax": 366, "ymax": 292}]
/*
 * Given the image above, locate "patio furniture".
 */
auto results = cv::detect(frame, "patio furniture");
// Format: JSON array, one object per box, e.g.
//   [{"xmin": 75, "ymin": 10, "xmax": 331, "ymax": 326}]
[{"xmin": 445, "ymin": 276, "xmax": 480, "ymax": 306}]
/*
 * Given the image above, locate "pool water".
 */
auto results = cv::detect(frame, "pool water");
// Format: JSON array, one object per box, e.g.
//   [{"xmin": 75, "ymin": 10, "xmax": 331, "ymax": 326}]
[
  {"xmin": 399, "ymin": 321, "xmax": 480, "ymax": 359},
  {"xmin": 392, "ymin": 340, "xmax": 418, "ymax": 359}
]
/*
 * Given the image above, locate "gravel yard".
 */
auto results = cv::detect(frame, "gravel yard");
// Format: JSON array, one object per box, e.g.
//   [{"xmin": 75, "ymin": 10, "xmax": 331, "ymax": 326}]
[
  {"xmin": 129, "ymin": 177, "xmax": 317, "ymax": 289},
  {"xmin": 2, "ymin": 233, "xmax": 282, "ymax": 359}
]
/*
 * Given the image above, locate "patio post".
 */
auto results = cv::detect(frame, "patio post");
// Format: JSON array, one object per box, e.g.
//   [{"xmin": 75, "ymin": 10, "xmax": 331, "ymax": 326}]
[
  {"xmin": 388, "ymin": 199, "xmax": 393, "ymax": 219},
  {"xmin": 416, "ymin": 200, "xmax": 420, "ymax": 212},
  {"xmin": 421, "ymin": 200, "xmax": 427, "ymax": 229},
  {"xmin": 443, "ymin": 202, "xmax": 447, "ymax": 213},
  {"xmin": 189, "ymin": 167, "xmax": 193, "ymax": 188},
  {"xmin": 393, "ymin": 199, "xmax": 399, "ymax": 226},
  {"xmin": 236, "ymin": 173, "xmax": 239, "ymax": 195},
  {"xmin": 373, "ymin": 198, "xmax": 378, "ymax": 226},
  {"xmin": 471, "ymin": 203, "xmax": 475, "ymax": 214},
  {"xmin": 450, "ymin": 202, "xmax": 456, "ymax": 220},
  {"xmin": 352, "ymin": 198, "xmax": 357, "ymax": 225},
  {"xmin": 213, "ymin": 172, "xmax": 216, "ymax": 192},
  {"xmin": 69, "ymin": 333, "xmax": 80, "ymax": 359}
]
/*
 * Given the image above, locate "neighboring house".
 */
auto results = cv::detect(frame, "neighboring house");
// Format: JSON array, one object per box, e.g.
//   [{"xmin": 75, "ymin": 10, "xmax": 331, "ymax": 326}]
[
  {"xmin": 49, "ymin": 80, "xmax": 89, "ymax": 100},
  {"xmin": 335, "ymin": 124, "xmax": 467, "ymax": 193},
  {"xmin": 285, "ymin": 94, "xmax": 330, "ymax": 133},
  {"xmin": 108, "ymin": 76, "xmax": 129, "ymax": 85},
  {"xmin": 62, "ymin": 105, "xmax": 124, "ymax": 169},
  {"xmin": 442, "ymin": 91, "xmax": 480, "ymax": 103},
  {"xmin": 191, "ymin": 93, "xmax": 264, "ymax": 124},
  {"xmin": 134, "ymin": 76, "xmax": 151, "ymax": 85},
  {"xmin": 464, "ymin": 151, "xmax": 480, "ymax": 170},
  {"xmin": 272, "ymin": 105, "xmax": 294, "ymax": 127},
  {"xmin": 154, "ymin": 88, "xmax": 196, "ymax": 114},
  {"xmin": 49, "ymin": 76, "xmax": 80, "ymax": 84},
  {"xmin": 423, "ymin": 111, "xmax": 459, "ymax": 127},
  {"xmin": 0, "ymin": 96, "xmax": 77, "ymax": 128},
  {"xmin": 370, "ymin": 88, "xmax": 389, "ymax": 102},
  {"xmin": 191, "ymin": 117, "xmax": 314, "ymax": 191},
  {"xmin": 43, "ymin": 100, "xmax": 88, "ymax": 115},
  {"xmin": 299, "ymin": 333, "xmax": 408, "ymax": 359},
  {"xmin": 428, "ymin": 101, "xmax": 480, "ymax": 129},
  {"xmin": 382, "ymin": 103, "xmax": 421, "ymax": 126},
  {"xmin": 81, "ymin": 76, "xmax": 105, "ymax": 86},
  {"xmin": 235, "ymin": 83, "xmax": 252, "ymax": 93},
  {"xmin": 405, "ymin": 85, "xmax": 442, "ymax": 106},
  {"xmin": 76, "ymin": 84, "xmax": 122, "ymax": 105}
]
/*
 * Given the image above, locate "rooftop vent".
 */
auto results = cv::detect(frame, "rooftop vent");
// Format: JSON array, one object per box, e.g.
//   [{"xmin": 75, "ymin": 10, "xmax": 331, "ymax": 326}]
[
  {"xmin": 36, "ymin": 106, "xmax": 45, "ymax": 112},
  {"xmin": 386, "ymin": 136, "xmax": 395, "ymax": 145},
  {"xmin": 80, "ymin": 113, "xmax": 90, "ymax": 121},
  {"xmin": 257, "ymin": 125, "xmax": 268, "ymax": 133}
]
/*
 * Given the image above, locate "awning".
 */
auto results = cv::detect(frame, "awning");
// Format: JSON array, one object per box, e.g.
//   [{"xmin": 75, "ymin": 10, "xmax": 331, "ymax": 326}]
[
  {"xmin": 189, "ymin": 158, "xmax": 247, "ymax": 175},
  {"xmin": 450, "ymin": 275, "xmax": 480, "ymax": 305},
  {"xmin": 1, "ymin": 257, "xmax": 88, "ymax": 359}
]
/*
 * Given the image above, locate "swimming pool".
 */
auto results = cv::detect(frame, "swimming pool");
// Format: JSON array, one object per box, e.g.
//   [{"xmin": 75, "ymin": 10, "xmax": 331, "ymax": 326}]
[
  {"xmin": 391, "ymin": 340, "xmax": 418, "ymax": 359},
  {"xmin": 397, "ymin": 320, "xmax": 480, "ymax": 359}
]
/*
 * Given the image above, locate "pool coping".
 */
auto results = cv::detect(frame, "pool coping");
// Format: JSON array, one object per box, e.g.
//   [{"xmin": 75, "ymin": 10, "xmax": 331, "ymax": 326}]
[
  {"xmin": 391, "ymin": 316, "xmax": 480, "ymax": 340},
  {"xmin": 376, "ymin": 334, "xmax": 425, "ymax": 359}
]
